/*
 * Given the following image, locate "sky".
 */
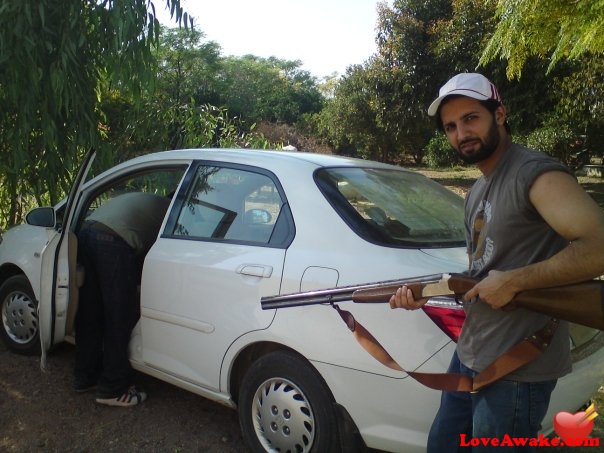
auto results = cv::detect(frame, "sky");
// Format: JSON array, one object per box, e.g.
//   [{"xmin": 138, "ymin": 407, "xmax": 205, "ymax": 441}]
[{"xmin": 156, "ymin": 0, "xmax": 388, "ymax": 78}]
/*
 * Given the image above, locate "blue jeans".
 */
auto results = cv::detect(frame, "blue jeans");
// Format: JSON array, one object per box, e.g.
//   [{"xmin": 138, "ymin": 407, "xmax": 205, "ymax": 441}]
[
  {"xmin": 75, "ymin": 223, "xmax": 142, "ymax": 398},
  {"xmin": 427, "ymin": 351, "xmax": 557, "ymax": 452}
]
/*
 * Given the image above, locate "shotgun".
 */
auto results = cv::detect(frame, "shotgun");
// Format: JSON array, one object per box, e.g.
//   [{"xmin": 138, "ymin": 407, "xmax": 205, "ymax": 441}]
[{"xmin": 261, "ymin": 273, "xmax": 604, "ymax": 330}]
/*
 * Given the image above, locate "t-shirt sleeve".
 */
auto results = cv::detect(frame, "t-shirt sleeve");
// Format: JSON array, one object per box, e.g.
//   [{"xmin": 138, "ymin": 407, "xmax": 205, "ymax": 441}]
[{"xmin": 516, "ymin": 157, "xmax": 572, "ymax": 203}]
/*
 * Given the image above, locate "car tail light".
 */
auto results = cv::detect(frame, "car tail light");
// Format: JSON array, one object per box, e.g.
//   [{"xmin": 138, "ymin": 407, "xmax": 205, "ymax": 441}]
[{"xmin": 422, "ymin": 298, "xmax": 466, "ymax": 342}]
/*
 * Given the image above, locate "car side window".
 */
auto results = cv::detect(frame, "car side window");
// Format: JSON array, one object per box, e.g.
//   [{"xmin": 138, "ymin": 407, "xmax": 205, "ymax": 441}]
[
  {"xmin": 81, "ymin": 168, "xmax": 184, "ymax": 223},
  {"xmin": 173, "ymin": 166, "xmax": 284, "ymax": 245},
  {"xmin": 315, "ymin": 167, "xmax": 465, "ymax": 247}
]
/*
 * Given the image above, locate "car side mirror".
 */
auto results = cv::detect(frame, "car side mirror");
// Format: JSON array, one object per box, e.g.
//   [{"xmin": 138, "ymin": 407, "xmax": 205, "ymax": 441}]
[
  {"xmin": 245, "ymin": 208, "xmax": 272, "ymax": 224},
  {"xmin": 25, "ymin": 207, "xmax": 56, "ymax": 228}
]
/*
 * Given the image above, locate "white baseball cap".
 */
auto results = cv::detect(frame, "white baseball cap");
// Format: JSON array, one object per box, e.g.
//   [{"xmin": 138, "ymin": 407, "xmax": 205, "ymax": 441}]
[{"xmin": 428, "ymin": 73, "xmax": 502, "ymax": 116}]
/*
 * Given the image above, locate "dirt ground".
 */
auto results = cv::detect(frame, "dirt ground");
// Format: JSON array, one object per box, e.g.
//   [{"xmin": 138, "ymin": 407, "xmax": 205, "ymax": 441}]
[
  {"xmin": 2, "ymin": 167, "xmax": 604, "ymax": 453},
  {"xmin": 0, "ymin": 341, "xmax": 248, "ymax": 452},
  {"xmin": 2, "ymin": 340, "xmax": 603, "ymax": 452}
]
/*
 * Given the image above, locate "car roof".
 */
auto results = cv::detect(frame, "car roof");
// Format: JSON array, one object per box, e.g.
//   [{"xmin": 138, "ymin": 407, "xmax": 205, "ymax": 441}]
[{"xmin": 122, "ymin": 148, "xmax": 405, "ymax": 172}]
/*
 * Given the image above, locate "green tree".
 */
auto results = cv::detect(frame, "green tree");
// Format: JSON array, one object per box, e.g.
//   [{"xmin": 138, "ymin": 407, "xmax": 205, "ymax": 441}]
[
  {"xmin": 155, "ymin": 27, "xmax": 223, "ymax": 109},
  {"xmin": 318, "ymin": 62, "xmax": 392, "ymax": 160},
  {"xmin": 372, "ymin": 0, "xmax": 456, "ymax": 162},
  {"xmin": 150, "ymin": 26, "xmax": 224, "ymax": 150},
  {"xmin": 98, "ymin": 26, "xmax": 272, "ymax": 155},
  {"xmin": 430, "ymin": 0, "xmax": 495, "ymax": 73},
  {"xmin": 549, "ymin": 57, "xmax": 604, "ymax": 136},
  {"xmin": 321, "ymin": 0, "xmax": 457, "ymax": 162},
  {"xmin": 321, "ymin": 0, "xmax": 603, "ymax": 165},
  {"xmin": 481, "ymin": 0, "xmax": 604, "ymax": 78},
  {"xmin": 215, "ymin": 55, "xmax": 324, "ymax": 125},
  {"xmin": 0, "ymin": 0, "xmax": 189, "ymax": 228},
  {"xmin": 433, "ymin": 1, "xmax": 603, "ymax": 143}
]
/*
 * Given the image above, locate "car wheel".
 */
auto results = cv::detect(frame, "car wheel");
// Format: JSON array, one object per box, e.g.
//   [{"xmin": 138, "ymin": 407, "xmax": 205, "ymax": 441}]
[
  {"xmin": 238, "ymin": 350, "xmax": 341, "ymax": 453},
  {"xmin": 0, "ymin": 275, "xmax": 40, "ymax": 355}
]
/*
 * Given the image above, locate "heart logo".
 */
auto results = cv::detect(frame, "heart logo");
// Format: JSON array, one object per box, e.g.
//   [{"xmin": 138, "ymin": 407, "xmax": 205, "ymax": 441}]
[{"xmin": 553, "ymin": 410, "xmax": 595, "ymax": 446}]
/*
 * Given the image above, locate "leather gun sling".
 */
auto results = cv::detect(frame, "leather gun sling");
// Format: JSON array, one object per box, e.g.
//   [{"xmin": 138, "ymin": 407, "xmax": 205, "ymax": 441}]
[{"xmin": 334, "ymin": 305, "xmax": 559, "ymax": 392}]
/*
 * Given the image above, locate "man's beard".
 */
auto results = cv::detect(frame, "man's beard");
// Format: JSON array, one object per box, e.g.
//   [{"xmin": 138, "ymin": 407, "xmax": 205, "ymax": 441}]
[{"xmin": 456, "ymin": 120, "xmax": 500, "ymax": 164}]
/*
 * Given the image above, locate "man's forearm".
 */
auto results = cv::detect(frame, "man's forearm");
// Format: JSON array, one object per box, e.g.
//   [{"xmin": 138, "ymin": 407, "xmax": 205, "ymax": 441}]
[
  {"xmin": 464, "ymin": 237, "xmax": 604, "ymax": 309},
  {"xmin": 506, "ymin": 238, "xmax": 604, "ymax": 293}
]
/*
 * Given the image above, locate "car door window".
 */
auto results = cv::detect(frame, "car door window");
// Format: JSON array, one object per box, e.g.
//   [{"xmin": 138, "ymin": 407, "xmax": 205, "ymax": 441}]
[
  {"xmin": 173, "ymin": 166, "xmax": 285, "ymax": 245},
  {"xmin": 81, "ymin": 169, "xmax": 184, "ymax": 224}
]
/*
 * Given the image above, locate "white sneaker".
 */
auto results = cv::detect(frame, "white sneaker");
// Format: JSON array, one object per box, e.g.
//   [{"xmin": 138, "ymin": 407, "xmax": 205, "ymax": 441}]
[{"xmin": 96, "ymin": 385, "xmax": 147, "ymax": 407}]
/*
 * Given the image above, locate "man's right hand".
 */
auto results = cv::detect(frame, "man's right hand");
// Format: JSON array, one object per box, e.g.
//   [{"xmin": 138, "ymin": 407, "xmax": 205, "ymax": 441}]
[{"xmin": 389, "ymin": 285, "xmax": 430, "ymax": 310}]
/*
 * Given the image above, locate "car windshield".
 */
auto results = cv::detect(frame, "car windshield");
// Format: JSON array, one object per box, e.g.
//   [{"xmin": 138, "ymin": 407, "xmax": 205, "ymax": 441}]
[{"xmin": 315, "ymin": 167, "xmax": 466, "ymax": 247}]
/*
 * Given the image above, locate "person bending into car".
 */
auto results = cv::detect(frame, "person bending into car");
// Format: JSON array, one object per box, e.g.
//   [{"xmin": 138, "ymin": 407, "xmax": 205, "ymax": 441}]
[
  {"xmin": 74, "ymin": 191, "xmax": 171, "ymax": 407},
  {"xmin": 389, "ymin": 73, "xmax": 604, "ymax": 451}
]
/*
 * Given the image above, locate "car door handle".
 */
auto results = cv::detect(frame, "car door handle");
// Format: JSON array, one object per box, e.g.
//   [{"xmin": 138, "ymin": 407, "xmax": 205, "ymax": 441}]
[{"xmin": 236, "ymin": 264, "xmax": 273, "ymax": 278}]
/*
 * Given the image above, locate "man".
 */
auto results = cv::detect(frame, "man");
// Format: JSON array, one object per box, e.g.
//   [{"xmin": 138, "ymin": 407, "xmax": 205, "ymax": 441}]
[
  {"xmin": 74, "ymin": 191, "xmax": 171, "ymax": 407},
  {"xmin": 390, "ymin": 73, "xmax": 604, "ymax": 451}
]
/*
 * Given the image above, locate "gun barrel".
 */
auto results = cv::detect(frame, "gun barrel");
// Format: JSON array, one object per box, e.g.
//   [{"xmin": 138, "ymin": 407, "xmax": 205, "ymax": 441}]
[
  {"xmin": 260, "ymin": 273, "xmax": 445, "ymax": 310},
  {"xmin": 261, "ymin": 292, "xmax": 354, "ymax": 309}
]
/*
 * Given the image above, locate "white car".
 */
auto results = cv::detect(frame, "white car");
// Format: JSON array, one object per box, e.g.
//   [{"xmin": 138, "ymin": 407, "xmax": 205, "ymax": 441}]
[{"xmin": 0, "ymin": 149, "xmax": 603, "ymax": 452}]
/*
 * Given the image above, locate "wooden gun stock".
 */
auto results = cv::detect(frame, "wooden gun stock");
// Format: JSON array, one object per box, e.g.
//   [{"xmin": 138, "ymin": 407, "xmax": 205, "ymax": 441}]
[{"xmin": 510, "ymin": 281, "xmax": 604, "ymax": 330}]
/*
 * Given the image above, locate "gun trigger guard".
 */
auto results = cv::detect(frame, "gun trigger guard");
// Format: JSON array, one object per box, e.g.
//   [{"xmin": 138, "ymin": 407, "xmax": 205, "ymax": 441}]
[{"xmin": 455, "ymin": 295, "xmax": 478, "ymax": 306}]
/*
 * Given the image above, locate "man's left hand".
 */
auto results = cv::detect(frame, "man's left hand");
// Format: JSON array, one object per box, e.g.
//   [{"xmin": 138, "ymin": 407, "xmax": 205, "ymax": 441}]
[{"xmin": 464, "ymin": 270, "xmax": 518, "ymax": 309}]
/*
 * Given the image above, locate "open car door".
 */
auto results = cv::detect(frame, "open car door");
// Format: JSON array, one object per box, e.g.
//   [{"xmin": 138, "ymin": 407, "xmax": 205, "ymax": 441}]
[{"xmin": 38, "ymin": 148, "xmax": 96, "ymax": 355}]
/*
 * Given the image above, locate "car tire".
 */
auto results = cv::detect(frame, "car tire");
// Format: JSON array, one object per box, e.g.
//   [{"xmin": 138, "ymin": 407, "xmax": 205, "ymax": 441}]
[
  {"xmin": 0, "ymin": 275, "xmax": 40, "ymax": 355},
  {"xmin": 238, "ymin": 350, "xmax": 342, "ymax": 453}
]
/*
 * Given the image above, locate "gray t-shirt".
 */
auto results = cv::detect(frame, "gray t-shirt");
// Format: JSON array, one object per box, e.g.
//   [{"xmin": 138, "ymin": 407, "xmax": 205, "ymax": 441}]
[
  {"xmin": 87, "ymin": 192, "xmax": 171, "ymax": 254},
  {"xmin": 457, "ymin": 144, "xmax": 572, "ymax": 382}
]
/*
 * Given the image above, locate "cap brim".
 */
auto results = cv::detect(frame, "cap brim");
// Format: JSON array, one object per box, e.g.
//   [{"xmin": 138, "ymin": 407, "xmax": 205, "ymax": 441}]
[{"xmin": 427, "ymin": 90, "xmax": 491, "ymax": 116}]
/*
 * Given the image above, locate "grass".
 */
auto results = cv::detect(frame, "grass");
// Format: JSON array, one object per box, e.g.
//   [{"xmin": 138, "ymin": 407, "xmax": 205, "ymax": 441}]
[
  {"xmin": 415, "ymin": 166, "xmax": 480, "ymax": 197},
  {"xmin": 415, "ymin": 166, "xmax": 604, "ymax": 210}
]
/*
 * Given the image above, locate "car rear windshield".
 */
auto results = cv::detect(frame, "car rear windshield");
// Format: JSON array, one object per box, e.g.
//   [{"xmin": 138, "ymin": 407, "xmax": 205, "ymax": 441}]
[{"xmin": 315, "ymin": 167, "xmax": 466, "ymax": 248}]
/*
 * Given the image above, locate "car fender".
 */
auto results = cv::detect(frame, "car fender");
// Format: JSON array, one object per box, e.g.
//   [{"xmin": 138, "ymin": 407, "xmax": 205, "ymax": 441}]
[{"xmin": 0, "ymin": 224, "xmax": 58, "ymax": 300}]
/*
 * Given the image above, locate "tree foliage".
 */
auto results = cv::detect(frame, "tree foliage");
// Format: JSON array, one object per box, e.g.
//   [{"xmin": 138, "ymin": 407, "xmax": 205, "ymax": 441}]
[
  {"xmin": 481, "ymin": 0, "xmax": 604, "ymax": 78},
  {"xmin": 214, "ymin": 55, "xmax": 324, "ymax": 125},
  {"xmin": 320, "ymin": 0, "xmax": 603, "ymax": 166},
  {"xmin": 155, "ymin": 27, "xmax": 223, "ymax": 109},
  {"xmin": 2, "ymin": 0, "xmax": 603, "ymax": 230},
  {"xmin": 102, "ymin": 28, "xmax": 323, "ymax": 157},
  {"xmin": 316, "ymin": 62, "xmax": 395, "ymax": 161},
  {"xmin": 0, "ymin": 0, "xmax": 189, "ymax": 227},
  {"xmin": 320, "ymin": 0, "xmax": 498, "ymax": 162}
]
